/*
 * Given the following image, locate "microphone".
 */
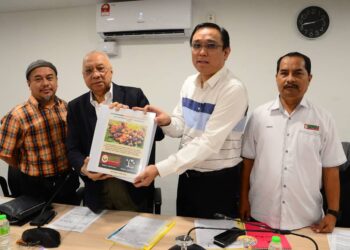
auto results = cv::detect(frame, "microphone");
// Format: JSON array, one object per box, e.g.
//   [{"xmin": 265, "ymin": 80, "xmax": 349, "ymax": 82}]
[
  {"xmin": 30, "ymin": 171, "xmax": 73, "ymax": 226},
  {"xmin": 18, "ymin": 172, "xmax": 75, "ymax": 248}
]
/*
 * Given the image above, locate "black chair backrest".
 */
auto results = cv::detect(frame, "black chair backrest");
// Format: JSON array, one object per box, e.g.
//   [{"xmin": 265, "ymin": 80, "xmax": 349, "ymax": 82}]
[{"xmin": 0, "ymin": 176, "xmax": 10, "ymax": 197}]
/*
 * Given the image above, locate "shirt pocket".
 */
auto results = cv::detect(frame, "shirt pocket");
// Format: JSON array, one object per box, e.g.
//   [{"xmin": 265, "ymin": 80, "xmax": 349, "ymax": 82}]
[{"xmin": 297, "ymin": 129, "xmax": 322, "ymax": 154}]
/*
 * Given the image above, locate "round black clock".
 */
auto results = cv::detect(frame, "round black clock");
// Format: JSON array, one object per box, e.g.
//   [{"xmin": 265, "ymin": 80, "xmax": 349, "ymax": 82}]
[{"xmin": 297, "ymin": 6, "xmax": 330, "ymax": 38}]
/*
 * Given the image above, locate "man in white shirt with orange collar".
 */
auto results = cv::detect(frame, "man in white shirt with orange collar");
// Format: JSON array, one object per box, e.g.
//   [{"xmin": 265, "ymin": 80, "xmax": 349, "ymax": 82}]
[{"xmin": 240, "ymin": 52, "xmax": 346, "ymax": 233}]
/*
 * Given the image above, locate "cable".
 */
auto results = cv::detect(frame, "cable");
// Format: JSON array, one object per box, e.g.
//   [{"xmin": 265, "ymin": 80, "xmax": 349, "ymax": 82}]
[
  {"xmin": 184, "ymin": 225, "xmax": 319, "ymax": 250},
  {"xmin": 290, "ymin": 232, "xmax": 319, "ymax": 250},
  {"xmin": 213, "ymin": 213, "xmax": 319, "ymax": 249},
  {"xmin": 186, "ymin": 226, "xmax": 242, "ymax": 237}
]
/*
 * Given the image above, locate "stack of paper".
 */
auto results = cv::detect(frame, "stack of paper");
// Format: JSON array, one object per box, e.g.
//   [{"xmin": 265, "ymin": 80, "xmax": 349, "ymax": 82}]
[
  {"xmin": 48, "ymin": 207, "xmax": 105, "ymax": 233},
  {"xmin": 328, "ymin": 228, "xmax": 350, "ymax": 250},
  {"xmin": 107, "ymin": 215, "xmax": 175, "ymax": 250}
]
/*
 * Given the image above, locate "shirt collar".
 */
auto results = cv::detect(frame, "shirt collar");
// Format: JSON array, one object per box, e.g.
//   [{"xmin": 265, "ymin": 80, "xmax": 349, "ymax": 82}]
[
  {"xmin": 195, "ymin": 66, "xmax": 227, "ymax": 88},
  {"xmin": 90, "ymin": 83, "xmax": 113, "ymax": 108},
  {"xmin": 269, "ymin": 96, "xmax": 309, "ymax": 114},
  {"xmin": 28, "ymin": 95, "xmax": 60, "ymax": 109}
]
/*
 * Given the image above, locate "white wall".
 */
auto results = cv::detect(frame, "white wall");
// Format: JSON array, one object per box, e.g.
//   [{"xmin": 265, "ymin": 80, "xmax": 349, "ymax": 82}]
[{"xmin": 0, "ymin": 0, "xmax": 349, "ymax": 215}]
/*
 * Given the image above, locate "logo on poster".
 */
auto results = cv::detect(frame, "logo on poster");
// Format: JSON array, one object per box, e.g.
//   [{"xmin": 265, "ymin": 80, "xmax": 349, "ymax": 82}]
[{"xmin": 101, "ymin": 154, "xmax": 109, "ymax": 163}]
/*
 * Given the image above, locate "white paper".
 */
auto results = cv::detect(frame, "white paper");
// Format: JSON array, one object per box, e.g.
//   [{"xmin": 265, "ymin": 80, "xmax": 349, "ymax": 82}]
[
  {"xmin": 328, "ymin": 228, "xmax": 350, "ymax": 250},
  {"xmin": 0, "ymin": 197, "xmax": 9, "ymax": 204},
  {"xmin": 88, "ymin": 106, "xmax": 156, "ymax": 183},
  {"xmin": 195, "ymin": 219, "xmax": 243, "ymax": 249},
  {"xmin": 107, "ymin": 215, "xmax": 172, "ymax": 249},
  {"xmin": 48, "ymin": 206, "xmax": 105, "ymax": 233}
]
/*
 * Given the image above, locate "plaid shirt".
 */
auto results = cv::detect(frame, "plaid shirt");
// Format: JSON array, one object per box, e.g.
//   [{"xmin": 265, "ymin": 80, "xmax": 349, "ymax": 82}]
[{"xmin": 0, "ymin": 96, "xmax": 69, "ymax": 177}]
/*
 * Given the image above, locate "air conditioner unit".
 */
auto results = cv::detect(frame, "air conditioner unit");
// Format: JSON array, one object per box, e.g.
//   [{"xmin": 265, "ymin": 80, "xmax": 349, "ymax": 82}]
[{"xmin": 96, "ymin": 0, "xmax": 192, "ymax": 40}]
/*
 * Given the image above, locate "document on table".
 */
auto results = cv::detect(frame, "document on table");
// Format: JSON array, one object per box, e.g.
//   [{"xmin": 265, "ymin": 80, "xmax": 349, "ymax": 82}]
[
  {"xmin": 107, "ymin": 215, "xmax": 175, "ymax": 250},
  {"xmin": 48, "ymin": 206, "xmax": 105, "ymax": 232},
  {"xmin": 328, "ymin": 228, "xmax": 350, "ymax": 250},
  {"xmin": 195, "ymin": 219, "xmax": 244, "ymax": 249}
]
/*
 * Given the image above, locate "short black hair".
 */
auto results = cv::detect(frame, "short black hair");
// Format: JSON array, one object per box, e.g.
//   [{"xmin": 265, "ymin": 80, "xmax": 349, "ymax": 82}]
[
  {"xmin": 189, "ymin": 22, "xmax": 230, "ymax": 49},
  {"xmin": 276, "ymin": 52, "xmax": 311, "ymax": 75}
]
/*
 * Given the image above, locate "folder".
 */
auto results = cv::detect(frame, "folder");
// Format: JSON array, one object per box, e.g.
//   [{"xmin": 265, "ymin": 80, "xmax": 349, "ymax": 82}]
[{"xmin": 107, "ymin": 215, "xmax": 175, "ymax": 250}]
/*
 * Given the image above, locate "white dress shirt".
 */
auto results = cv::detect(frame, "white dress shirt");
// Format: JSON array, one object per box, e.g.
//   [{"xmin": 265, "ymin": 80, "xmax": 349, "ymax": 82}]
[
  {"xmin": 90, "ymin": 83, "xmax": 113, "ymax": 118},
  {"xmin": 242, "ymin": 97, "xmax": 346, "ymax": 230},
  {"xmin": 157, "ymin": 67, "xmax": 248, "ymax": 177}
]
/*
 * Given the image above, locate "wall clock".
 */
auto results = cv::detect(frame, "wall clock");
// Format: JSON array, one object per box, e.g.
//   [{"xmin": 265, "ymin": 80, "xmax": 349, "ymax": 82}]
[{"xmin": 297, "ymin": 6, "xmax": 329, "ymax": 38}]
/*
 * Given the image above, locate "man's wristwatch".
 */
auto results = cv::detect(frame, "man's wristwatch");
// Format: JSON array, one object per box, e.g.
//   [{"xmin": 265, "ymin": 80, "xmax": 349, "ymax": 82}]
[{"xmin": 327, "ymin": 209, "xmax": 339, "ymax": 218}]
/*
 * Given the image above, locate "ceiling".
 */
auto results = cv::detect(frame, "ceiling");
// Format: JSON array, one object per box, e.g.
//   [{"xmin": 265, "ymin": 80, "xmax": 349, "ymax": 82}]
[{"xmin": 0, "ymin": 0, "xmax": 100, "ymax": 13}]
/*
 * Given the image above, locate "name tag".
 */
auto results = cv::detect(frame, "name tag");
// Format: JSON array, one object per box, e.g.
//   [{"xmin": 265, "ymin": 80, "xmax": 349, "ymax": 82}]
[{"xmin": 304, "ymin": 124, "xmax": 319, "ymax": 131}]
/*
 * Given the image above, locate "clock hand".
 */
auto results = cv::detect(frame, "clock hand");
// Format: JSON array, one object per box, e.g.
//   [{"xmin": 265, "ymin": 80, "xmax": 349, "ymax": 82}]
[{"xmin": 302, "ymin": 19, "xmax": 323, "ymax": 26}]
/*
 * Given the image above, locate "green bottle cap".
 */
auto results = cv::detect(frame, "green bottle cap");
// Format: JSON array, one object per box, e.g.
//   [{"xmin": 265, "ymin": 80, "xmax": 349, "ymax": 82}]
[
  {"xmin": 0, "ymin": 214, "xmax": 6, "ymax": 220},
  {"xmin": 271, "ymin": 235, "xmax": 281, "ymax": 243}
]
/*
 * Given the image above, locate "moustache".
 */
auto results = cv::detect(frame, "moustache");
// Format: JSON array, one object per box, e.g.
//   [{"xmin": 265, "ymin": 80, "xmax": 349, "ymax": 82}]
[{"xmin": 283, "ymin": 83, "xmax": 298, "ymax": 89}]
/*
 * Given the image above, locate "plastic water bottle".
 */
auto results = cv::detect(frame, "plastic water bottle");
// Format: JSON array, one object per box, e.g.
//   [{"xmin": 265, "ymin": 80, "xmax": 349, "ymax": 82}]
[
  {"xmin": 268, "ymin": 235, "xmax": 282, "ymax": 250},
  {"xmin": 0, "ymin": 214, "xmax": 10, "ymax": 250}
]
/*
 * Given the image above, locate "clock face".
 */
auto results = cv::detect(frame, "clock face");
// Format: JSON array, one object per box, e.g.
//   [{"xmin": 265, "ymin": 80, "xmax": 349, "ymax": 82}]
[{"xmin": 297, "ymin": 6, "xmax": 329, "ymax": 38}]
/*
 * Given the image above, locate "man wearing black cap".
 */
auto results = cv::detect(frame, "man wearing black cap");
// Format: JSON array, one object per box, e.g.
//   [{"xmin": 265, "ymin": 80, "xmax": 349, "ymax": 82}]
[{"xmin": 0, "ymin": 60, "xmax": 80, "ymax": 205}]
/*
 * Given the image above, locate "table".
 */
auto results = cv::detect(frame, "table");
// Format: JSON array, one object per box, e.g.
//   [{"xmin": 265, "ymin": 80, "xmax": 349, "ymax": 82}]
[{"xmin": 8, "ymin": 203, "xmax": 333, "ymax": 249}]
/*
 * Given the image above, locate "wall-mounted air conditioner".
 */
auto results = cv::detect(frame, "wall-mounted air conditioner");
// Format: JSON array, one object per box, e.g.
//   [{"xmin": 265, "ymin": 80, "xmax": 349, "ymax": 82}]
[{"xmin": 96, "ymin": 0, "xmax": 192, "ymax": 40}]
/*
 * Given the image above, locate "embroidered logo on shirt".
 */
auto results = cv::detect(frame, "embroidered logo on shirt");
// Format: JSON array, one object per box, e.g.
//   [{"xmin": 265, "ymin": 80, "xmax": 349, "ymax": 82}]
[{"xmin": 304, "ymin": 124, "xmax": 320, "ymax": 131}]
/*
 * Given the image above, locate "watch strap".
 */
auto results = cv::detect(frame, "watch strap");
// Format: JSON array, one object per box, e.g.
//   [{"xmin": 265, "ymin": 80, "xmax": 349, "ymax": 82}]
[{"xmin": 327, "ymin": 209, "xmax": 339, "ymax": 218}]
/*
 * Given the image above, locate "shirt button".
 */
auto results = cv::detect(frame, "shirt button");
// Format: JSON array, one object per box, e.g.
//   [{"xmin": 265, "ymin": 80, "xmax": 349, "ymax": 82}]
[
  {"xmin": 283, "ymin": 185, "xmax": 287, "ymax": 188},
  {"xmin": 289, "ymin": 117, "xmax": 291, "ymax": 120},
  {"xmin": 287, "ymin": 133, "xmax": 290, "ymax": 136},
  {"xmin": 197, "ymin": 107, "xmax": 201, "ymax": 111},
  {"xmin": 284, "ymin": 167, "xmax": 287, "ymax": 170},
  {"xmin": 282, "ymin": 201, "xmax": 285, "ymax": 204},
  {"xmin": 285, "ymin": 150, "xmax": 288, "ymax": 153}
]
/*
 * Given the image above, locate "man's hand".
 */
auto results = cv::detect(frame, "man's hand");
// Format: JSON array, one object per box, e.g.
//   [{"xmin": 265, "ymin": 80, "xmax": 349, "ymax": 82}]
[
  {"xmin": 310, "ymin": 214, "xmax": 337, "ymax": 233},
  {"xmin": 109, "ymin": 102, "xmax": 129, "ymax": 111},
  {"xmin": 0, "ymin": 155, "xmax": 18, "ymax": 167},
  {"xmin": 80, "ymin": 157, "xmax": 113, "ymax": 181},
  {"xmin": 134, "ymin": 165, "xmax": 159, "ymax": 187},
  {"xmin": 132, "ymin": 105, "xmax": 171, "ymax": 126},
  {"xmin": 239, "ymin": 196, "xmax": 251, "ymax": 222}
]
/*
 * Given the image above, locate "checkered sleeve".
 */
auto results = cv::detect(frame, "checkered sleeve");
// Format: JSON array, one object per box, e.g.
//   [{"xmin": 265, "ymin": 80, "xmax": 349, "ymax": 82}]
[{"xmin": 0, "ymin": 112, "xmax": 22, "ymax": 157}]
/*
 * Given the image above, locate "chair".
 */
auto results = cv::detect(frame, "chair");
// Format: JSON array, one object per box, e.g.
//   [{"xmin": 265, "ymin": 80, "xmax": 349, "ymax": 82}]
[
  {"xmin": 322, "ymin": 141, "xmax": 350, "ymax": 227},
  {"xmin": 7, "ymin": 166, "xmax": 22, "ymax": 197},
  {"xmin": 153, "ymin": 187, "xmax": 162, "ymax": 214},
  {"xmin": 76, "ymin": 186, "xmax": 85, "ymax": 206},
  {"xmin": 7, "ymin": 166, "xmax": 85, "ymax": 205},
  {"xmin": 336, "ymin": 142, "xmax": 350, "ymax": 227},
  {"xmin": 0, "ymin": 176, "xmax": 10, "ymax": 197}
]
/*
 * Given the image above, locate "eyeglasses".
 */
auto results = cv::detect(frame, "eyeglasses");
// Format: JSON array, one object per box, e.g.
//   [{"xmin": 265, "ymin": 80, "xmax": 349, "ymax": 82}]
[
  {"xmin": 191, "ymin": 42, "xmax": 223, "ymax": 51},
  {"xmin": 83, "ymin": 66, "xmax": 108, "ymax": 76}
]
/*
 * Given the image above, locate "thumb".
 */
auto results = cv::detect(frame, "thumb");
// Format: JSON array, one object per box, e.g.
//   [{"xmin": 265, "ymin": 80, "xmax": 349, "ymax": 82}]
[{"xmin": 134, "ymin": 171, "xmax": 145, "ymax": 183}]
